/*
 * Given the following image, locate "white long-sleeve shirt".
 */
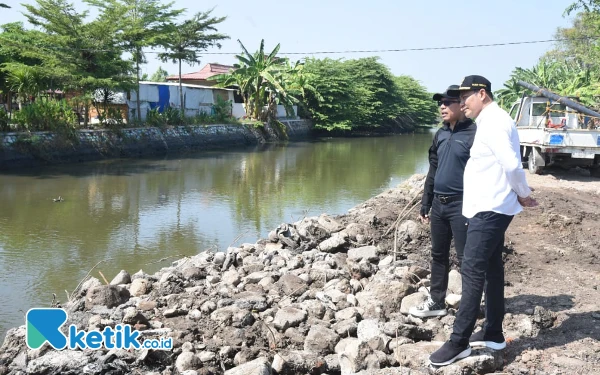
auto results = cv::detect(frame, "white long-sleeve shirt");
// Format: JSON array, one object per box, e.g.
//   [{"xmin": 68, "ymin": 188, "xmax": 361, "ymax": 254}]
[{"xmin": 463, "ymin": 102, "xmax": 532, "ymax": 218}]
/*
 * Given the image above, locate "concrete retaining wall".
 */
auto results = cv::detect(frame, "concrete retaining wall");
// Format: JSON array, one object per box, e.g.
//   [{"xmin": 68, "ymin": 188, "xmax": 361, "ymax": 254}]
[{"xmin": 0, "ymin": 120, "xmax": 312, "ymax": 169}]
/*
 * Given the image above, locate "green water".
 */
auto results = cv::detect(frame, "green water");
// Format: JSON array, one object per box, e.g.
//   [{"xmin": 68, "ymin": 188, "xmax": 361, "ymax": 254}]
[{"xmin": 0, "ymin": 131, "xmax": 434, "ymax": 337}]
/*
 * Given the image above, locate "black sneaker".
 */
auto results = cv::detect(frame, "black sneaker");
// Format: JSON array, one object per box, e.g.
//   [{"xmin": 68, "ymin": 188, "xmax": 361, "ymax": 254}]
[
  {"xmin": 429, "ymin": 340, "xmax": 471, "ymax": 366},
  {"xmin": 408, "ymin": 297, "xmax": 448, "ymax": 317},
  {"xmin": 469, "ymin": 329, "xmax": 506, "ymax": 350}
]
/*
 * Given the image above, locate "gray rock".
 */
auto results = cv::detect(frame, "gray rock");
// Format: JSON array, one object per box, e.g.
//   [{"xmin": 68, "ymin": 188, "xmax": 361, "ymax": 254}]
[
  {"xmin": 198, "ymin": 351, "xmax": 216, "ymax": 362},
  {"xmin": 163, "ymin": 308, "xmax": 188, "ymax": 318},
  {"xmin": 447, "ymin": 269, "xmax": 462, "ymax": 294},
  {"xmin": 335, "ymin": 307, "xmax": 361, "ymax": 321},
  {"xmin": 182, "ymin": 266, "xmax": 206, "ymax": 280},
  {"xmin": 213, "ymin": 252, "xmax": 226, "ymax": 265},
  {"xmin": 272, "ymin": 350, "xmax": 327, "ymax": 374},
  {"xmin": 245, "ymin": 272, "xmax": 269, "ymax": 284},
  {"xmin": 397, "ymin": 220, "xmax": 422, "ymax": 242},
  {"xmin": 110, "ymin": 270, "xmax": 131, "ymax": 285},
  {"xmin": 339, "ymin": 338, "xmax": 372, "ymax": 374},
  {"xmin": 399, "ymin": 291, "xmax": 428, "ymax": 315},
  {"xmin": 122, "ymin": 307, "xmax": 149, "ymax": 325},
  {"xmin": 332, "ymin": 318, "xmax": 358, "ymax": 337},
  {"xmin": 210, "ymin": 305, "xmax": 242, "ymax": 325},
  {"xmin": 317, "ymin": 231, "xmax": 349, "ymax": 252},
  {"xmin": 234, "ymin": 291, "xmax": 268, "ymax": 312},
  {"xmin": 393, "ymin": 341, "xmax": 441, "ymax": 368},
  {"xmin": 347, "ymin": 246, "xmax": 379, "ymax": 263},
  {"xmin": 436, "ymin": 348, "xmax": 503, "ymax": 374},
  {"xmin": 533, "ymin": 306, "xmax": 556, "ymax": 329},
  {"xmin": 325, "ymin": 353, "xmax": 341, "ymax": 372},
  {"xmin": 299, "ymin": 299, "xmax": 326, "ymax": 319},
  {"xmin": 445, "ymin": 294, "xmax": 462, "ymax": 309},
  {"xmin": 27, "ymin": 351, "xmax": 89, "ymax": 374},
  {"xmin": 357, "ymin": 319, "xmax": 381, "ymax": 341},
  {"xmin": 188, "ymin": 309, "xmax": 202, "ymax": 321},
  {"xmin": 175, "ymin": 352, "xmax": 201, "ymax": 372},
  {"xmin": 356, "ymin": 280, "xmax": 413, "ymax": 318},
  {"xmin": 201, "ymin": 300, "xmax": 217, "ymax": 314},
  {"xmin": 273, "ymin": 307, "xmax": 307, "ymax": 331},
  {"xmin": 304, "ymin": 326, "xmax": 340, "ymax": 355},
  {"xmin": 277, "ymin": 274, "xmax": 308, "ymax": 297},
  {"xmin": 224, "ymin": 357, "xmax": 271, "ymax": 375},
  {"xmin": 222, "ymin": 270, "xmax": 242, "ymax": 286},
  {"xmin": 78, "ymin": 277, "xmax": 102, "ymax": 296},
  {"xmin": 129, "ymin": 279, "xmax": 149, "ymax": 297},
  {"xmin": 85, "ymin": 285, "xmax": 130, "ymax": 309},
  {"xmin": 318, "ymin": 214, "xmax": 344, "ymax": 233}
]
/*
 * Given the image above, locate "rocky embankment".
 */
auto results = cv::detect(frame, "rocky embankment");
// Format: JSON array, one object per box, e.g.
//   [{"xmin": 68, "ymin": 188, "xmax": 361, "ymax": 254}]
[{"xmin": 0, "ymin": 175, "xmax": 562, "ymax": 375}]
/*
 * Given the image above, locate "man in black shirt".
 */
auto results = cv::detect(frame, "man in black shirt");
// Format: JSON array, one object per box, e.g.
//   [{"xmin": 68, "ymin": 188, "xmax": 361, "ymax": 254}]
[{"xmin": 409, "ymin": 85, "xmax": 477, "ymax": 318}]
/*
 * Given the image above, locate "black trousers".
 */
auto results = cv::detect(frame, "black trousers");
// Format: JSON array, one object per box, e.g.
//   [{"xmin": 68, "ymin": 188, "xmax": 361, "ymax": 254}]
[
  {"xmin": 429, "ymin": 195, "xmax": 468, "ymax": 304},
  {"xmin": 450, "ymin": 211, "xmax": 514, "ymax": 346}
]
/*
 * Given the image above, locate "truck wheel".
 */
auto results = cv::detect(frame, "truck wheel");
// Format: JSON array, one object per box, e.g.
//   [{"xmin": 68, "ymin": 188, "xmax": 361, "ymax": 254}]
[
  {"xmin": 591, "ymin": 167, "xmax": 600, "ymax": 178},
  {"xmin": 528, "ymin": 148, "xmax": 545, "ymax": 174}
]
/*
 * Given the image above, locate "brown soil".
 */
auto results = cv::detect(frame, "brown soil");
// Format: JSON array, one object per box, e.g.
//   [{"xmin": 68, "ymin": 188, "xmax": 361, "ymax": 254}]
[{"xmin": 500, "ymin": 168, "xmax": 600, "ymax": 374}]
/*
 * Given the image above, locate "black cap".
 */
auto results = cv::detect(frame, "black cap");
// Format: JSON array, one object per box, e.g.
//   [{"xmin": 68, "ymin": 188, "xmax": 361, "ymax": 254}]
[
  {"xmin": 448, "ymin": 75, "xmax": 492, "ymax": 95},
  {"xmin": 432, "ymin": 85, "xmax": 460, "ymax": 101}
]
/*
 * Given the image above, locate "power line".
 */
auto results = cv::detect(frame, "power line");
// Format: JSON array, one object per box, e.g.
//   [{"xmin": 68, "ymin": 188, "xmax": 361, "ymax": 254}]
[
  {"xmin": 184, "ymin": 37, "xmax": 600, "ymax": 56},
  {"xmin": 1, "ymin": 36, "xmax": 599, "ymax": 55}
]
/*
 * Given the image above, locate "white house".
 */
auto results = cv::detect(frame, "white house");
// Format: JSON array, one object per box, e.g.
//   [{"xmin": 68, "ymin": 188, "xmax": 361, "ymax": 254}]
[{"xmin": 128, "ymin": 82, "xmax": 236, "ymax": 121}]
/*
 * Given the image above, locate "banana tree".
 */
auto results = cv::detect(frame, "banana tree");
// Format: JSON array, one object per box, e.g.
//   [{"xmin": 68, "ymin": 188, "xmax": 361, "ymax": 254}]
[{"xmin": 4, "ymin": 64, "xmax": 46, "ymax": 110}]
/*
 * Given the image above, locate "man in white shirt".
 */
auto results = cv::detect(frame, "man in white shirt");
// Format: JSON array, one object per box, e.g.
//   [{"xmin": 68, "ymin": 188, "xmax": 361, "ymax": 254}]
[{"xmin": 429, "ymin": 75, "xmax": 538, "ymax": 366}]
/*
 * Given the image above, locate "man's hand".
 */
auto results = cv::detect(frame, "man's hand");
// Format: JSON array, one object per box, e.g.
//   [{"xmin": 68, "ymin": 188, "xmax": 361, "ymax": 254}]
[
  {"xmin": 419, "ymin": 206, "xmax": 431, "ymax": 223},
  {"xmin": 518, "ymin": 195, "xmax": 538, "ymax": 207}
]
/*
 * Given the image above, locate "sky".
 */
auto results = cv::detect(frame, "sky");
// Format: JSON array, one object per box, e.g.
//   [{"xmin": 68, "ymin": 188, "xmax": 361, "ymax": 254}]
[{"xmin": 3, "ymin": 0, "xmax": 576, "ymax": 93}]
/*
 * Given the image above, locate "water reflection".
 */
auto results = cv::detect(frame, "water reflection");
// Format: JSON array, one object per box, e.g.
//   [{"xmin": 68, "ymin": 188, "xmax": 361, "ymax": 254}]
[{"xmin": 0, "ymin": 131, "xmax": 433, "ymax": 336}]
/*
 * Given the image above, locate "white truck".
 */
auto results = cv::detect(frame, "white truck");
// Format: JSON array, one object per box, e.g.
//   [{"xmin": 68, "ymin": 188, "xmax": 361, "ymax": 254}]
[{"xmin": 509, "ymin": 81, "xmax": 600, "ymax": 177}]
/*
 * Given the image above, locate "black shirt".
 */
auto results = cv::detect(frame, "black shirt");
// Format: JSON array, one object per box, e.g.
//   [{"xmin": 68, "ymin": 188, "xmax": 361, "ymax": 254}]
[{"xmin": 421, "ymin": 119, "xmax": 477, "ymax": 208}]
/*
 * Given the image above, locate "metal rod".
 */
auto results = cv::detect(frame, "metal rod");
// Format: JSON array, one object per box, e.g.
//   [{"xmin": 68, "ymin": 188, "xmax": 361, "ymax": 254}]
[{"xmin": 516, "ymin": 80, "xmax": 600, "ymax": 118}]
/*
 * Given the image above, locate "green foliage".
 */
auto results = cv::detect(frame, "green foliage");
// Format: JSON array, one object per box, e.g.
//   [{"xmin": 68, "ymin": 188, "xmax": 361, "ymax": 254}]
[
  {"xmin": 145, "ymin": 106, "xmax": 184, "ymax": 128},
  {"xmin": 0, "ymin": 108, "xmax": 10, "ymax": 131},
  {"xmin": 12, "ymin": 100, "xmax": 78, "ymax": 138},
  {"xmin": 156, "ymin": 9, "xmax": 228, "ymax": 115},
  {"xmin": 301, "ymin": 57, "xmax": 437, "ymax": 131},
  {"xmin": 212, "ymin": 39, "xmax": 298, "ymax": 121},
  {"xmin": 211, "ymin": 96, "xmax": 233, "ymax": 122},
  {"xmin": 98, "ymin": 107, "xmax": 126, "ymax": 129},
  {"xmin": 149, "ymin": 66, "xmax": 169, "ymax": 82},
  {"xmin": 84, "ymin": 0, "xmax": 184, "ymax": 120}
]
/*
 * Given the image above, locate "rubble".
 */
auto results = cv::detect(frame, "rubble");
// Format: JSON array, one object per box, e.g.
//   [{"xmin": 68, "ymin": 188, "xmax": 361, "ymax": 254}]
[{"xmin": 0, "ymin": 174, "xmax": 568, "ymax": 374}]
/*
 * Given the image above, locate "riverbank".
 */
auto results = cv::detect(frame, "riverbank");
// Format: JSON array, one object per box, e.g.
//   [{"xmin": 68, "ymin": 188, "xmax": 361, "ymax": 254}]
[
  {"xmin": 0, "ymin": 120, "xmax": 312, "ymax": 170},
  {"xmin": 0, "ymin": 171, "xmax": 598, "ymax": 374}
]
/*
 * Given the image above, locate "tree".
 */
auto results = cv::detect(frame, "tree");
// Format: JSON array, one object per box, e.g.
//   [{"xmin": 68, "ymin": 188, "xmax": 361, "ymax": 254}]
[
  {"xmin": 85, "ymin": 0, "xmax": 183, "ymax": 121},
  {"xmin": 149, "ymin": 66, "xmax": 169, "ymax": 82},
  {"xmin": 20, "ymin": 0, "xmax": 133, "ymax": 125},
  {"xmin": 157, "ymin": 9, "xmax": 228, "ymax": 115},
  {"xmin": 212, "ymin": 39, "xmax": 290, "ymax": 121},
  {"xmin": 300, "ymin": 57, "xmax": 437, "ymax": 131}
]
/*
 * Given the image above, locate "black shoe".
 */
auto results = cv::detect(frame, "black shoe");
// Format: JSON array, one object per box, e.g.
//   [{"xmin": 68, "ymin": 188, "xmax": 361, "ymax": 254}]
[
  {"xmin": 469, "ymin": 329, "xmax": 506, "ymax": 350},
  {"xmin": 429, "ymin": 340, "xmax": 471, "ymax": 366},
  {"xmin": 409, "ymin": 297, "xmax": 448, "ymax": 318}
]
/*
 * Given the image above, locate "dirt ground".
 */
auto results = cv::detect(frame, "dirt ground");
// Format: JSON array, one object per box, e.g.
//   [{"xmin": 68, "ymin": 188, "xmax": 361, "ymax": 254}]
[{"xmin": 496, "ymin": 168, "xmax": 600, "ymax": 374}]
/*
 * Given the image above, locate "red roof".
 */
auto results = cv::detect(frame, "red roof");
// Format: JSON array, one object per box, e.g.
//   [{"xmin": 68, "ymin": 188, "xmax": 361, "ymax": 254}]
[{"xmin": 166, "ymin": 63, "xmax": 235, "ymax": 81}]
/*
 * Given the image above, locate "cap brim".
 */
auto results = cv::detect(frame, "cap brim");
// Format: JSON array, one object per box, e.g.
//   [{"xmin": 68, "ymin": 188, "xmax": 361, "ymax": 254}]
[{"xmin": 432, "ymin": 93, "xmax": 444, "ymax": 101}]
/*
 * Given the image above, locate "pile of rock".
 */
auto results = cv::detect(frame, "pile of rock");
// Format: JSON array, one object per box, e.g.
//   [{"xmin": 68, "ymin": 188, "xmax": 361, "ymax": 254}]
[{"xmin": 0, "ymin": 175, "xmax": 543, "ymax": 375}]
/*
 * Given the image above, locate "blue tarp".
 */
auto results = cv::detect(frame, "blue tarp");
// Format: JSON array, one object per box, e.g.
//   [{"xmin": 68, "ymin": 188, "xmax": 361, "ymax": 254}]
[{"xmin": 157, "ymin": 85, "xmax": 170, "ymax": 112}]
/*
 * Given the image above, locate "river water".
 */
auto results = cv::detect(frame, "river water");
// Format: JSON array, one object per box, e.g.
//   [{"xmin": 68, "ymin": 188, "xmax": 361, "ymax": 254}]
[{"xmin": 0, "ymin": 131, "xmax": 434, "ymax": 337}]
